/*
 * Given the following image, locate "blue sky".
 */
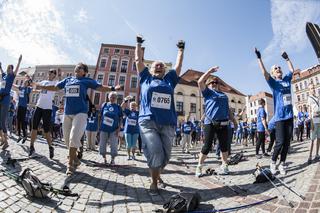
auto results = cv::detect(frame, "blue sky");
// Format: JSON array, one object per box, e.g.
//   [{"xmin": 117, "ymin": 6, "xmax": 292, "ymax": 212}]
[{"xmin": 0, "ymin": 0, "xmax": 319, "ymax": 95}]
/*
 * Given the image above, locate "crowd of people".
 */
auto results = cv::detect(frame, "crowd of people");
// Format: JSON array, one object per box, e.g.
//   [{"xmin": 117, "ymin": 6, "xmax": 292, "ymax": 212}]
[{"xmin": 0, "ymin": 37, "xmax": 319, "ymax": 196}]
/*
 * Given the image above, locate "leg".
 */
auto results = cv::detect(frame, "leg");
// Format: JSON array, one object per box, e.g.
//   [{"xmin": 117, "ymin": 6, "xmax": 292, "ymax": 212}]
[
  {"xmin": 280, "ymin": 119, "xmax": 293, "ymax": 163},
  {"xmin": 30, "ymin": 108, "xmax": 42, "ymax": 147},
  {"xmin": 272, "ymin": 121, "xmax": 285, "ymax": 163},
  {"xmin": 99, "ymin": 131, "xmax": 109, "ymax": 163}
]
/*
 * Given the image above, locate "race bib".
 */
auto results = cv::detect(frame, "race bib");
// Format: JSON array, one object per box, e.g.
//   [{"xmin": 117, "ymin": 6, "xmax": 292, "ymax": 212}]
[
  {"xmin": 19, "ymin": 90, "xmax": 24, "ymax": 98},
  {"xmin": 283, "ymin": 94, "xmax": 292, "ymax": 106},
  {"xmin": 88, "ymin": 117, "xmax": 95, "ymax": 124},
  {"xmin": 185, "ymin": 127, "xmax": 191, "ymax": 131},
  {"xmin": 103, "ymin": 117, "xmax": 114, "ymax": 126},
  {"xmin": 0, "ymin": 81, "xmax": 6, "ymax": 89},
  {"xmin": 151, "ymin": 92, "xmax": 171, "ymax": 110},
  {"xmin": 127, "ymin": 118, "xmax": 137, "ymax": 126},
  {"xmin": 66, "ymin": 85, "xmax": 80, "ymax": 97}
]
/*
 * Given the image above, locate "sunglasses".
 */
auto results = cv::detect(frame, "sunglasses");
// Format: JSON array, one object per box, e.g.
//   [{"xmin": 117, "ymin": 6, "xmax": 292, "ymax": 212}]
[
  {"xmin": 49, "ymin": 70, "xmax": 57, "ymax": 74},
  {"xmin": 274, "ymin": 66, "xmax": 281, "ymax": 70},
  {"xmin": 210, "ymin": 81, "xmax": 219, "ymax": 85},
  {"xmin": 154, "ymin": 64, "xmax": 164, "ymax": 68}
]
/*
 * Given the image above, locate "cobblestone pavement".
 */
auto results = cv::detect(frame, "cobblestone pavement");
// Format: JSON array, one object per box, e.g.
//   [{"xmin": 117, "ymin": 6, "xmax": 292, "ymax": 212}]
[{"xmin": 0, "ymin": 135, "xmax": 320, "ymax": 213}]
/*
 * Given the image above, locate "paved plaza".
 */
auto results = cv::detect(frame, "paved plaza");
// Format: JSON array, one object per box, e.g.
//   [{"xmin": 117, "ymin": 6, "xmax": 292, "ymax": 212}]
[{"xmin": 0, "ymin": 136, "xmax": 320, "ymax": 213}]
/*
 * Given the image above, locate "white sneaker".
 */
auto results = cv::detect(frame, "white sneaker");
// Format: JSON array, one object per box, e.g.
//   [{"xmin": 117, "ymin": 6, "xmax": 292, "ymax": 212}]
[
  {"xmin": 195, "ymin": 165, "xmax": 202, "ymax": 177},
  {"xmin": 218, "ymin": 164, "xmax": 229, "ymax": 175},
  {"xmin": 270, "ymin": 162, "xmax": 277, "ymax": 174},
  {"xmin": 278, "ymin": 164, "xmax": 286, "ymax": 175}
]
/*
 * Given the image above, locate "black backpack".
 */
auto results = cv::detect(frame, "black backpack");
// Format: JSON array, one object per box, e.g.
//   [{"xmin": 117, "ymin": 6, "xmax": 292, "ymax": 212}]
[
  {"xmin": 163, "ymin": 192, "xmax": 201, "ymax": 213},
  {"xmin": 254, "ymin": 168, "xmax": 275, "ymax": 184},
  {"xmin": 228, "ymin": 153, "xmax": 244, "ymax": 165}
]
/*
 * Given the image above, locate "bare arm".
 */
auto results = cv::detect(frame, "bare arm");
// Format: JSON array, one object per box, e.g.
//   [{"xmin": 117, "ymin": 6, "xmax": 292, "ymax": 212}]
[
  {"xmin": 13, "ymin": 55, "xmax": 22, "ymax": 76},
  {"xmin": 135, "ymin": 35, "xmax": 146, "ymax": 73},
  {"xmin": 197, "ymin": 66, "xmax": 219, "ymax": 91},
  {"xmin": 96, "ymin": 84, "xmax": 122, "ymax": 93},
  {"xmin": 262, "ymin": 117, "xmax": 269, "ymax": 134},
  {"xmin": 36, "ymin": 84, "xmax": 60, "ymax": 91},
  {"xmin": 254, "ymin": 48, "xmax": 270, "ymax": 81},
  {"xmin": 281, "ymin": 52, "xmax": 294, "ymax": 73},
  {"xmin": 174, "ymin": 40, "xmax": 185, "ymax": 76}
]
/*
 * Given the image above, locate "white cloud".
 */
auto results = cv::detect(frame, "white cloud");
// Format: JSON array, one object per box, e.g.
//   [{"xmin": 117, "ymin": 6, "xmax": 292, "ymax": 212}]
[
  {"xmin": 0, "ymin": 0, "xmax": 72, "ymax": 65},
  {"xmin": 263, "ymin": 0, "xmax": 320, "ymax": 61},
  {"xmin": 74, "ymin": 8, "xmax": 89, "ymax": 24}
]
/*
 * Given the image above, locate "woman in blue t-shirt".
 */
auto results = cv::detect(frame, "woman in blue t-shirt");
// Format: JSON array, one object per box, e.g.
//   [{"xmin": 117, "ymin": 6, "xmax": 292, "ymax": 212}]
[
  {"xmin": 121, "ymin": 97, "xmax": 139, "ymax": 160},
  {"xmin": 12, "ymin": 79, "xmax": 32, "ymax": 143},
  {"xmin": 0, "ymin": 55, "xmax": 22, "ymax": 150},
  {"xmin": 135, "ymin": 35, "xmax": 184, "ymax": 195},
  {"xmin": 255, "ymin": 48, "xmax": 294, "ymax": 175},
  {"xmin": 35, "ymin": 63, "xmax": 121, "ymax": 175},
  {"xmin": 85, "ymin": 106, "xmax": 98, "ymax": 151},
  {"xmin": 99, "ymin": 92, "xmax": 123, "ymax": 165}
]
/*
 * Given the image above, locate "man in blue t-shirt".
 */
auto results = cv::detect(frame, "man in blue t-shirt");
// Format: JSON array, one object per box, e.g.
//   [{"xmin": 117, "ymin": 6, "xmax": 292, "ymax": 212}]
[
  {"xmin": 256, "ymin": 99, "xmax": 269, "ymax": 158},
  {"xmin": 297, "ymin": 106, "xmax": 305, "ymax": 142},
  {"xmin": 182, "ymin": 116, "xmax": 193, "ymax": 153}
]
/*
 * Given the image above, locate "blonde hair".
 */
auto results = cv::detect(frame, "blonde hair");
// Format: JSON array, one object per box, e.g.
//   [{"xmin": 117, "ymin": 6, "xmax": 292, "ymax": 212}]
[
  {"xmin": 108, "ymin": 91, "xmax": 117, "ymax": 99},
  {"xmin": 130, "ymin": 101, "xmax": 138, "ymax": 108}
]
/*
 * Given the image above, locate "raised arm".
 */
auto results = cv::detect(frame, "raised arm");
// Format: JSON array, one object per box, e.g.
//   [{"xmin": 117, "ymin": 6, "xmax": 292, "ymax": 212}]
[
  {"xmin": 13, "ymin": 55, "xmax": 22, "ymax": 76},
  {"xmin": 120, "ymin": 95, "xmax": 132, "ymax": 110},
  {"xmin": 174, "ymin": 40, "xmax": 185, "ymax": 76},
  {"xmin": 135, "ymin": 35, "xmax": 146, "ymax": 73},
  {"xmin": 281, "ymin": 52, "xmax": 294, "ymax": 73},
  {"xmin": 254, "ymin": 48, "xmax": 270, "ymax": 81},
  {"xmin": 96, "ymin": 84, "xmax": 123, "ymax": 93},
  {"xmin": 35, "ymin": 83, "xmax": 60, "ymax": 91},
  {"xmin": 197, "ymin": 66, "xmax": 219, "ymax": 91}
]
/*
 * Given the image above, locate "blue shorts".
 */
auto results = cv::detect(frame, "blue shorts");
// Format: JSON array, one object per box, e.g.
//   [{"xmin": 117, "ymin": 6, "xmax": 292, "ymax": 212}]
[
  {"xmin": 139, "ymin": 119, "xmax": 175, "ymax": 169},
  {"xmin": 125, "ymin": 133, "xmax": 139, "ymax": 149}
]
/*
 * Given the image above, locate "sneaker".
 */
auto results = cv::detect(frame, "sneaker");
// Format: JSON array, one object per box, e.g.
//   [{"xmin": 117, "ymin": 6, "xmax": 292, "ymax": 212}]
[
  {"xmin": 66, "ymin": 167, "xmax": 74, "ymax": 176},
  {"xmin": 307, "ymin": 158, "xmax": 312, "ymax": 165},
  {"xmin": 22, "ymin": 137, "xmax": 27, "ymax": 144},
  {"xmin": 110, "ymin": 159, "xmax": 115, "ymax": 165},
  {"xmin": 128, "ymin": 156, "xmax": 132, "ymax": 160},
  {"xmin": 256, "ymin": 154, "xmax": 262, "ymax": 159},
  {"xmin": 195, "ymin": 165, "xmax": 203, "ymax": 177},
  {"xmin": 314, "ymin": 155, "xmax": 320, "ymax": 161},
  {"xmin": 218, "ymin": 164, "xmax": 229, "ymax": 175},
  {"xmin": 49, "ymin": 146, "xmax": 54, "ymax": 159},
  {"xmin": 17, "ymin": 137, "xmax": 22, "ymax": 143},
  {"xmin": 29, "ymin": 145, "xmax": 35, "ymax": 156},
  {"xmin": 136, "ymin": 152, "xmax": 142, "ymax": 156},
  {"xmin": 2, "ymin": 142, "xmax": 9, "ymax": 150},
  {"xmin": 263, "ymin": 153, "xmax": 270, "ymax": 157},
  {"xmin": 74, "ymin": 158, "xmax": 81, "ymax": 168},
  {"xmin": 270, "ymin": 162, "xmax": 277, "ymax": 174},
  {"xmin": 132, "ymin": 155, "xmax": 136, "ymax": 160},
  {"xmin": 278, "ymin": 164, "xmax": 286, "ymax": 175}
]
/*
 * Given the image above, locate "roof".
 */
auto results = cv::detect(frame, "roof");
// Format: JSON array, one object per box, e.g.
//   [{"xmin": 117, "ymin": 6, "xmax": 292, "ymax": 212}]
[
  {"xmin": 292, "ymin": 64, "xmax": 320, "ymax": 82},
  {"xmin": 101, "ymin": 43, "xmax": 135, "ymax": 49},
  {"xmin": 180, "ymin": 69, "xmax": 246, "ymax": 96},
  {"xmin": 248, "ymin": 92, "xmax": 273, "ymax": 101}
]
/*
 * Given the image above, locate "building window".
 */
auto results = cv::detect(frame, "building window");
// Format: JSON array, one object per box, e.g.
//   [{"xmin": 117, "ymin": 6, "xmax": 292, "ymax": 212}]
[
  {"xmin": 133, "ymin": 62, "xmax": 137, "ymax": 71},
  {"xmin": 190, "ymin": 93, "xmax": 196, "ymax": 97},
  {"xmin": 103, "ymin": 48, "xmax": 109, "ymax": 54},
  {"xmin": 119, "ymin": 76, "xmax": 126, "ymax": 86},
  {"xmin": 254, "ymin": 109, "xmax": 257, "ymax": 114},
  {"xmin": 120, "ymin": 60, "xmax": 128, "ymax": 73},
  {"xmin": 297, "ymin": 95, "xmax": 300, "ymax": 102},
  {"xmin": 177, "ymin": 92, "xmax": 183, "ymax": 95},
  {"xmin": 114, "ymin": 49, "xmax": 120, "ymax": 54},
  {"xmin": 251, "ymin": 110, "xmax": 253, "ymax": 115},
  {"xmin": 110, "ymin": 59, "xmax": 118, "ymax": 72},
  {"xmin": 302, "ymin": 93, "xmax": 305, "ymax": 100},
  {"xmin": 94, "ymin": 93, "xmax": 100, "ymax": 105},
  {"xmin": 231, "ymin": 99, "xmax": 235, "ymax": 103},
  {"xmin": 176, "ymin": 102, "xmax": 183, "ymax": 112},
  {"xmin": 190, "ymin": 103, "xmax": 196, "ymax": 113},
  {"xmin": 97, "ymin": 74, "xmax": 103, "ymax": 83},
  {"xmin": 250, "ymin": 102, "xmax": 252, "ymax": 107},
  {"xmin": 131, "ymin": 76, "xmax": 137, "ymax": 88},
  {"xmin": 117, "ymin": 95, "xmax": 123, "ymax": 105},
  {"xmin": 295, "ymin": 84, "xmax": 299, "ymax": 91},
  {"xmin": 124, "ymin": 50, "xmax": 129, "ymax": 55},
  {"xmin": 304, "ymin": 81, "xmax": 308, "ymax": 89},
  {"xmin": 307, "ymin": 92, "xmax": 309, "ymax": 97},
  {"xmin": 316, "ymin": 77, "xmax": 319, "ymax": 85},
  {"xmin": 100, "ymin": 58, "xmax": 107, "ymax": 68},
  {"xmin": 15, "ymin": 80, "xmax": 19, "ymax": 84},
  {"xmin": 108, "ymin": 75, "xmax": 115, "ymax": 86},
  {"xmin": 300, "ymin": 82, "xmax": 303, "ymax": 90}
]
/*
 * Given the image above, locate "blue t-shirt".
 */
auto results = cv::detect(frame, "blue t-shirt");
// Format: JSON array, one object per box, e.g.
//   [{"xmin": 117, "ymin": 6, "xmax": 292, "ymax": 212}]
[
  {"xmin": 100, "ymin": 102, "xmax": 123, "ymax": 133},
  {"xmin": 0, "ymin": 73, "xmax": 15, "ymax": 105},
  {"xmin": 182, "ymin": 121, "xmax": 193, "ymax": 134},
  {"xmin": 257, "ymin": 107, "xmax": 267, "ymax": 132},
  {"xmin": 267, "ymin": 72, "xmax": 293, "ymax": 122},
  {"xmin": 86, "ymin": 112, "xmax": 99, "ymax": 132},
  {"xmin": 51, "ymin": 105, "xmax": 59, "ymax": 123},
  {"xmin": 297, "ymin": 111, "xmax": 305, "ymax": 125},
  {"xmin": 202, "ymin": 87, "xmax": 229, "ymax": 124},
  {"xmin": 268, "ymin": 117, "xmax": 276, "ymax": 131},
  {"xmin": 18, "ymin": 86, "xmax": 32, "ymax": 107},
  {"xmin": 176, "ymin": 127, "xmax": 181, "ymax": 135},
  {"xmin": 250, "ymin": 122, "xmax": 257, "ymax": 131},
  {"xmin": 123, "ymin": 109, "xmax": 139, "ymax": 134},
  {"xmin": 56, "ymin": 76, "xmax": 101, "ymax": 115},
  {"xmin": 139, "ymin": 68, "xmax": 179, "ymax": 126}
]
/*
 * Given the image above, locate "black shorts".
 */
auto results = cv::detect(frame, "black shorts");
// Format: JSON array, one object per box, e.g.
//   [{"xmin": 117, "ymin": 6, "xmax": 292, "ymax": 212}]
[{"xmin": 32, "ymin": 107, "xmax": 52, "ymax": 133}]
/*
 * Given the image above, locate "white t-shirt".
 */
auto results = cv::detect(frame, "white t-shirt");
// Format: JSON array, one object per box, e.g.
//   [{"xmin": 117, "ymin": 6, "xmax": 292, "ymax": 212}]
[
  {"xmin": 308, "ymin": 95, "xmax": 320, "ymax": 123},
  {"xmin": 36, "ymin": 80, "xmax": 57, "ymax": 110}
]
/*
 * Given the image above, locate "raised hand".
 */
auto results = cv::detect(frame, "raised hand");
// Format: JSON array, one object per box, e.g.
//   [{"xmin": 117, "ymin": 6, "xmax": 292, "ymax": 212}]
[
  {"xmin": 176, "ymin": 40, "xmax": 185, "ymax": 49},
  {"xmin": 18, "ymin": 54, "xmax": 22, "ymax": 62},
  {"xmin": 114, "ymin": 84, "xmax": 124, "ymax": 91},
  {"xmin": 209, "ymin": 66, "xmax": 219, "ymax": 73},
  {"xmin": 136, "ymin": 35, "xmax": 145, "ymax": 44},
  {"xmin": 254, "ymin": 48, "xmax": 261, "ymax": 59},
  {"xmin": 281, "ymin": 51, "xmax": 289, "ymax": 60}
]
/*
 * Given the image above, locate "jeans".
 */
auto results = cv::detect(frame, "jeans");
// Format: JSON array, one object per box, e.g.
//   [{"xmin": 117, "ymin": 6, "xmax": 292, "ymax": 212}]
[
  {"xmin": 272, "ymin": 118, "xmax": 293, "ymax": 162},
  {"xmin": 99, "ymin": 131, "xmax": 118, "ymax": 158},
  {"xmin": 139, "ymin": 119, "xmax": 175, "ymax": 169}
]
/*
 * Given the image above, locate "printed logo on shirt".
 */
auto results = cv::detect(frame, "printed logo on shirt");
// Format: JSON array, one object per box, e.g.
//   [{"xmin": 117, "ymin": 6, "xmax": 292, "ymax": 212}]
[
  {"xmin": 280, "ymin": 82, "xmax": 290, "ymax": 87},
  {"xmin": 151, "ymin": 92, "xmax": 171, "ymax": 110},
  {"xmin": 108, "ymin": 107, "xmax": 114, "ymax": 112},
  {"xmin": 65, "ymin": 85, "xmax": 80, "ymax": 97},
  {"xmin": 130, "ymin": 112, "xmax": 136, "ymax": 117},
  {"xmin": 283, "ymin": 94, "xmax": 292, "ymax": 106},
  {"xmin": 88, "ymin": 117, "xmax": 95, "ymax": 123},
  {"xmin": 103, "ymin": 117, "xmax": 114, "ymax": 126}
]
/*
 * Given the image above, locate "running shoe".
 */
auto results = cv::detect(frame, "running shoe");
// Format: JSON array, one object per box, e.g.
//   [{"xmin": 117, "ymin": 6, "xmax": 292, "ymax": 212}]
[
  {"xmin": 307, "ymin": 158, "xmax": 312, "ymax": 165},
  {"xmin": 110, "ymin": 158, "xmax": 115, "ymax": 165},
  {"xmin": 256, "ymin": 154, "xmax": 262, "ymax": 159},
  {"xmin": 132, "ymin": 155, "xmax": 136, "ymax": 160},
  {"xmin": 315, "ymin": 155, "xmax": 320, "ymax": 161},
  {"xmin": 22, "ymin": 138, "xmax": 27, "ymax": 144},
  {"xmin": 270, "ymin": 162, "xmax": 277, "ymax": 174},
  {"xmin": 278, "ymin": 164, "xmax": 287, "ymax": 175},
  {"xmin": 195, "ymin": 165, "xmax": 202, "ymax": 177},
  {"xmin": 128, "ymin": 156, "xmax": 132, "ymax": 160},
  {"xmin": 29, "ymin": 145, "xmax": 35, "ymax": 156},
  {"xmin": 218, "ymin": 164, "xmax": 229, "ymax": 175}
]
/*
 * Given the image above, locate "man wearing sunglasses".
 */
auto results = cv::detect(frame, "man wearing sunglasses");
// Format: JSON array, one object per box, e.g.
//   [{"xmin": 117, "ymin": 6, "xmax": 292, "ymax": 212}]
[{"xmin": 29, "ymin": 68, "xmax": 61, "ymax": 158}]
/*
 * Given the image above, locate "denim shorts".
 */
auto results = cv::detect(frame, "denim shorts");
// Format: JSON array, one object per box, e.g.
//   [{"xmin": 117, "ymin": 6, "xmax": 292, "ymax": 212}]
[
  {"xmin": 311, "ymin": 123, "xmax": 320, "ymax": 140},
  {"xmin": 139, "ymin": 119, "xmax": 175, "ymax": 169}
]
